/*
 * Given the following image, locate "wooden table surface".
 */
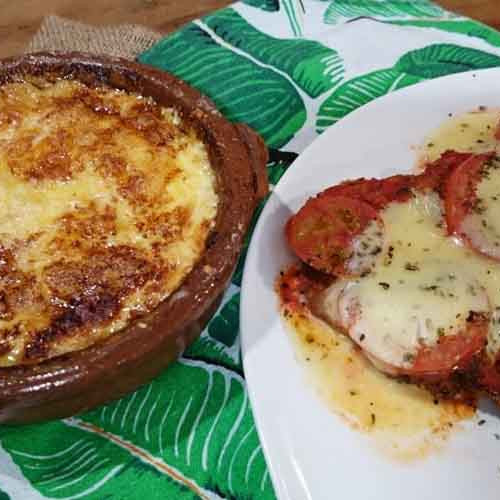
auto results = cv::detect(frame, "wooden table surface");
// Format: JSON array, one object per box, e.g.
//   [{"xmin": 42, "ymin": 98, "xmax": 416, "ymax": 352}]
[{"xmin": 0, "ymin": 0, "xmax": 499, "ymax": 59}]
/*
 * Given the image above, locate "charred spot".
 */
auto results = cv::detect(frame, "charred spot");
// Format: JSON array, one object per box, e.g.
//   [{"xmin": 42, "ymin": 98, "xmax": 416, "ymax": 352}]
[
  {"xmin": 466, "ymin": 310, "xmax": 489, "ymax": 324},
  {"xmin": 53, "ymin": 203, "xmax": 117, "ymax": 249},
  {"xmin": 24, "ymin": 291, "xmax": 119, "ymax": 360},
  {"xmin": 0, "ymin": 341, "xmax": 11, "ymax": 357},
  {"xmin": 0, "ymin": 291, "xmax": 11, "ymax": 320},
  {"xmin": 301, "ymin": 264, "xmax": 335, "ymax": 288},
  {"xmin": 136, "ymin": 206, "xmax": 191, "ymax": 242},
  {"xmin": 277, "ymin": 263, "xmax": 332, "ymax": 312},
  {"xmin": 205, "ymin": 230, "xmax": 218, "ymax": 249},
  {"xmin": 0, "ymin": 323, "xmax": 22, "ymax": 341},
  {"xmin": 130, "ymin": 100, "xmax": 162, "ymax": 119},
  {"xmin": 0, "ymin": 249, "xmax": 46, "ymax": 320},
  {"xmin": 43, "ymin": 245, "xmax": 159, "ymax": 305},
  {"xmin": 7, "ymin": 127, "xmax": 84, "ymax": 182},
  {"xmin": 118, "ymin": 172, "xmax": 147, "ymax": 205},
  {"xmin": 0, "ymin": 246, "xmax": 14, "ymax": 276},
  {"xmin": 64, "ymin": 292, "xmax": 119, "ymax": 328},
  {"xmin": 78, "ymin": 89, "xmax": 119, "ymax": 116},
  {"xmin": 395, "ymin": 186, "xmax": 412, "ymax": 198},
  {"xmin": 402, "ymin": 353, "xmax": 483, "ymax": 405},
  {"xmin": 0, "ymin": 324, "xmax": 23, "ymax": 358},
  {"xmin": 96, "ymin": 153, "xmax": 127, "ymax": 178},
  {"xmin": 404, "ymin": 262, "xmax": 420, "ymax": 272},
  {"xmin": 122, "ymin": 101, "xmax": 174, "ymax": 147},
  {"xmin": 0, "ymin": 109, "xmax": 21, "ymax": 129}
]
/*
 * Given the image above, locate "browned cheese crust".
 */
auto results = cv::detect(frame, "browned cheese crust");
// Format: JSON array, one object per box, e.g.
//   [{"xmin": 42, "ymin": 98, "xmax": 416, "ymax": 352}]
[{"xmin": 0, "ymin": 77, "xmax": 219, "ymax": 366}]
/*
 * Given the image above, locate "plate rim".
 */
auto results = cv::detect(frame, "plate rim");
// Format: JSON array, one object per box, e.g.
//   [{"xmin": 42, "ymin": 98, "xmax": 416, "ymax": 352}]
[{"xmin": 240, "ymin": 66, "xmax": 500, "ymax": 500}]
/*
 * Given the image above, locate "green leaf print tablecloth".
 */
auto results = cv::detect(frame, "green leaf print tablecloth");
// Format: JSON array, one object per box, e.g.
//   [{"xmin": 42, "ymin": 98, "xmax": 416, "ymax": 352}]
[{"xmin": 3, "ymin": 1, "xmax": 500, "ymax": 499}]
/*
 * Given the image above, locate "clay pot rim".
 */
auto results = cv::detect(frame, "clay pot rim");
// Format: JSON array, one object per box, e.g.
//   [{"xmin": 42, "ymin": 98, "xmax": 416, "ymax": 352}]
[{"xmin": 0, "ymin": 52, "xmax": 268, "ymax": 422}]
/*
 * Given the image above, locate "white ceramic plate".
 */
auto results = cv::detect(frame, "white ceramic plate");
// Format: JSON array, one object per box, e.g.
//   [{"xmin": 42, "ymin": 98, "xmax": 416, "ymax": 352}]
[{"xmin": 240, "ymin": 68, "xmax": 500, "ymax": 500}]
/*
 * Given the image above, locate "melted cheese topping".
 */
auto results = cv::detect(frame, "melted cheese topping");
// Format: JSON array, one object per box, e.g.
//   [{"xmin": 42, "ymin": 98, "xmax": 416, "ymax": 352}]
[
  {"xmin": 279, "ymin": 109, "xmax": 500, "ymax": 455},
  {"xmin": 319, "ymin": 185, "xmax": 500, "ymax": 367},
  {"xmin": 420, "ymin": 108, "xmax": 500, "ymax": 164},
  {"xmin": 333, "ymin": 193, "xmax": 491, "ymax": 368},
  {"xmin": 282, "ymin": 309, "xmax": 473, "ymax": 460},
  {"xmin": 346, "ymin": 219, "xmax": 384, "ymax": 275},
  {"xmin": 0, "ymin": 79, "xmax": 218, "ymax": 366},
  {"xmin": 318, "ymin": 109, "xmax": 500, "ymax": 368}
]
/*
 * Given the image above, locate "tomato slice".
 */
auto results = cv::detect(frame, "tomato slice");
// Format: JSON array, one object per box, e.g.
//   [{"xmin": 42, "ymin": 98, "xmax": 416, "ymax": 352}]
[
  {"xmin": 479, "ymin": 358, "xmax": 500, "ymax": 396},
  {"xmin": 277, "ymin": 264, "xmax": 332, "ymax": 313},
  {"xmin": 360, "ymin": 315, "xmax": 488, "ymax": 382},
  {"xmin": 444, "ymin": 153, "xmax": 491, "ymax": 233},
  {"xmin": 335, "ymin": 266, "xmax": 490, "ymax": 381},
  {"xmin": 287, "ymin": 151, "xmax": 487, "ymax": 276},
  {"xmin": 286, "ymin": 194, "xmax": 380, "ymax": 275},
  {"xmin": 443, "ymin": 152, "xmax": 500, "ymax": 260},
  {"xmin": 415, "ymin": 150, "xmax": 475, "ymax": 193},
  {"xmin": 410, "ymin": 319, "xmax": 487, "ymax": 377},
  {"xmin": 322, "ymin": 174, "xmax": 412, "ymax": 209},
  {"xmin": 287, "ymin": 175, "xmax": 418, "ymax": 275}
]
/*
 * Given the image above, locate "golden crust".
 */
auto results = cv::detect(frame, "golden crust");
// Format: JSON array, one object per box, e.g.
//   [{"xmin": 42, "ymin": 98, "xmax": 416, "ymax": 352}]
[{"xmin": 0, "ymin": 78, "xmax": 218, "ymax": 366}]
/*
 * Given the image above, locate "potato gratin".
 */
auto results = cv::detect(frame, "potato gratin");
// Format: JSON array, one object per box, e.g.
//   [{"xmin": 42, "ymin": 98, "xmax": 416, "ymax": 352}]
[{"xmin": 0, "ymin": 78, "xmax": 218, "ymax": 366}]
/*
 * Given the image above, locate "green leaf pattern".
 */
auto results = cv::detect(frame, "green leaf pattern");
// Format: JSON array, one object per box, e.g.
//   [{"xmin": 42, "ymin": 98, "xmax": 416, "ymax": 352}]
[
  {"xmin": 203, "ymin": 9, "xmax": 343, "ymax": 97},
  {"xmin": 316, "ymin": 68, "xmax": 417, "ymax": 132},
  {"xmin": 0, "ymin": 360, "xmax": 272, "ymax": 500},
  {"xmin": 396, "ymin": 43, "xmax": 500, "ymax": 76},
  {"xmin": 4, "ymin": 1, "xmax": 500, "ymax": 499},
  {"xmin": 231, "ymin": 150, "xmax": 298, "ymax": 288},
  {"xmin": 141, "ymin": 22, "xmax": 305, "ymax": 148},
  {"xmin": 388, "ymin": 19, "xmax": 500, "ymax": 48},
  {"xmin": 281, "ymin": 0, "xmax": 305, "ymax": 36},
  {"xmin": 317, "ymin": 44, "xmax": 500, "ymax": 132},
  {"xmin": 185, "ymin": 283, "xmax": 243, "ymax": 372},
  {"xmin": 323, "ymin": 0, "xmax": 455, "ymax": 24},
  {"xmin": 207, "ymin": 293, "xmax": 240, "ymax": 347},
  {"xmin": 242, "ymin": 0, "xmax": 279, "ymax": 12},
  {"xmin": 140, "ymin": 8, "xmax": 342, "ymax": 147}
]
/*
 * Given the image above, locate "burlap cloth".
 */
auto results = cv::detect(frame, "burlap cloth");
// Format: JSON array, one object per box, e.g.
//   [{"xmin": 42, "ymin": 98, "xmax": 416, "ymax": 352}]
[{"xmin": 27, "ymin": 15, "xmax": 163, "ymax": 60}]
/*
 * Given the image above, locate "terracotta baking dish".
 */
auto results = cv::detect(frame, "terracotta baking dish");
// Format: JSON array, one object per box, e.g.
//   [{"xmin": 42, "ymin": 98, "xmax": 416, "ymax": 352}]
[{"xmin": 0, "ymin": 52, "xmax": 268, "ymax": 424}]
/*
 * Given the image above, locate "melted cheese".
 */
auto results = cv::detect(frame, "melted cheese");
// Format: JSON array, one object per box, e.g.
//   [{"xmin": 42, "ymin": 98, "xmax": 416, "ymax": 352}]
[
  {"xmin": 279, "ymin": 109, "xmax": 500, "ymax": 455},
  {"xmin": 319, "ymin": 109, "xmax": 500, "ymax": 368},
  {"xmin": 420, "ymin": 108, "xmax": 500, "ymax": 164},
  {"xmin": 0, "ymin": 79, "xmax": 218, "ymax": 366},
  {"xmin": 460, "ymin": 159, "xmax": 500, "ymax": 259},
  {"xmin": 333, "ymin": 193, "xmax": 491, "ymax": 368},
  {"xmin": 282, "ymin": 306, "xmax": 474, "ymax": 461},
  {"xmin": 346, "ymin": 218, "xmax": 384, "ymax": 275}
]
